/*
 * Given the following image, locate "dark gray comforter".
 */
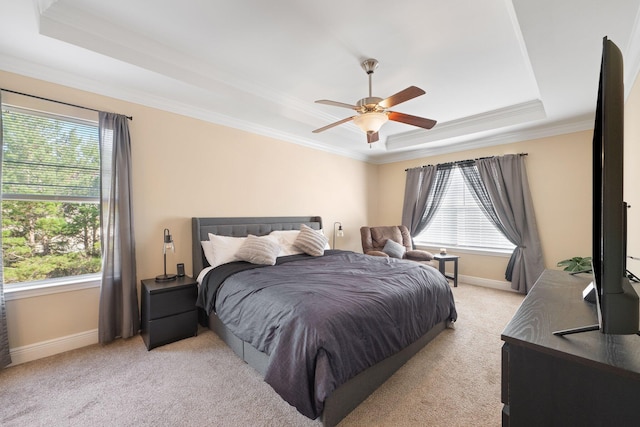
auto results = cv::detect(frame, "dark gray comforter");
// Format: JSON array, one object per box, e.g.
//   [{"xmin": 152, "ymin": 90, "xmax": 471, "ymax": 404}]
[{"xmin": 197, "ymin": 250, "xmax": 457, "ymax": 419}]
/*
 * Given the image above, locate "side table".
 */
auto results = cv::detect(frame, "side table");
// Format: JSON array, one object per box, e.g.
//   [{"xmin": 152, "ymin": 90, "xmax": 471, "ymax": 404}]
[
  {"xmin": 140, "ymin": 276, "xmax": 198, "ymax": 350},
  {"xmin": 433, "ymin": 254, "xmax": 459, "ymax": 287}
]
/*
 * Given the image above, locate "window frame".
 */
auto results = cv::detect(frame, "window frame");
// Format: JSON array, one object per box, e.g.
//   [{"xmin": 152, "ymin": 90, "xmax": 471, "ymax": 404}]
[
  {"xmin": 413, "ymin": 165, "xmax": 516, "ymax": 256},
  {"xmin": 1, "ymin": 94, "xmax": 102, "ymax": 291}
]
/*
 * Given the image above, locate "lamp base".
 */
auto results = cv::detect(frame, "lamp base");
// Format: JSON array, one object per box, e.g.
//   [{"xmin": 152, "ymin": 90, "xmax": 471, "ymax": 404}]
[{"xmin": 155, "ymin": 273, "xmax": 177, "ymax": 282}]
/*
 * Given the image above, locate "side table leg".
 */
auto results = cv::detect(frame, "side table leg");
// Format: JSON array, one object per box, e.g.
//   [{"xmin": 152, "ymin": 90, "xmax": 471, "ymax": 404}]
[{"xmin": 453, "ymin": 259, "xmax": 458, "ymax": 287}]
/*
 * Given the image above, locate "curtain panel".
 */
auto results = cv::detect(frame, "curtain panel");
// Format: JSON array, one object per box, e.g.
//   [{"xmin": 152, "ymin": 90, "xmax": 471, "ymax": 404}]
[
  {"xmin": 98, "ymin": 113, "xmax": 139, "ymax": 343},
  {"xmin": 0, "ymin": 92, "xmax": 11, "ymax": 368},
  {"xmin": 458, "ymin": 160, "xmax": 515, "ymax": 253},
  {"xmin": 401, "ymin": 165, "xmax": 452, "ymax": 241},
  {"xmin": 476, "ymin": 154, "xmax": 544, "ymax": 293},
  {"xmin": 402, "ymin": 166, "xmax": 436, "ymax": 236}
]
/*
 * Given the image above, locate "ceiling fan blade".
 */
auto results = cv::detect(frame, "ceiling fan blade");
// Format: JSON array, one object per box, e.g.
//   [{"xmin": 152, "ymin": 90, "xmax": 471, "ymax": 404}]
[
  {"xmin": 312, "ymin": 116, "xmax": 356, "ymax": 133},
  {"xmin": 378, "ymin": 86, "xmax": 426, "ymax": 109},
  {"xmin": 315, "ymin": 99, "xmax": 359, "ymax": 110},
  {"xmin": 388, "ymin": 111, "xmax": 437, "ymax": 129},
  {"xmin": 367, "ymin": 132, "xmax": 379, "ymax": 144}
]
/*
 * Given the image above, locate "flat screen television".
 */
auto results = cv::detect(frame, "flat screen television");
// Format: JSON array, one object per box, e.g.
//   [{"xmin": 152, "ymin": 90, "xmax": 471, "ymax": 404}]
[{"xmin": 555, "ymin": 36, "xmax": 639, "ymax": 336}]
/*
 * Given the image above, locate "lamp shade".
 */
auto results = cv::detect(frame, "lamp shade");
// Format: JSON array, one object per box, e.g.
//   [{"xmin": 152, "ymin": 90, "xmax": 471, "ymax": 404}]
[
  {"xmin": 156, "ymin": 228, "xmax": 177, "ymax": 282},
  {"xmin": 333, "ymin": 221, "xmax": 344, "ymax": 250},
  {"xmin": 163, "ymin": 232, "xmax": 175, "ymax": 254},
  {"xmin": 353, "ymin": 112, "xmax": 388, "ymax": 134}
]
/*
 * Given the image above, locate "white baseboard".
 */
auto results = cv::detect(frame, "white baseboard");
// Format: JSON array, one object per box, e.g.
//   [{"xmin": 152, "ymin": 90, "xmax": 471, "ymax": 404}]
[
  {"xmin": 459, "ymin": 274, "xmax": 519, "ymax": 293},
  {"xmin": 9, "ymin": 329, "xmax": 98, "ymax": 366}
]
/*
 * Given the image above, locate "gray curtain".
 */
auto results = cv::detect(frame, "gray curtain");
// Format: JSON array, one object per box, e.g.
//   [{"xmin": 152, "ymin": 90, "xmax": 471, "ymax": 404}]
[
  {"xmin": 0, "ymin": 92, "xmax": 11, "ymax": 368},
  {"xmin": 458, "ymin": 160, "xmax": 514, "ymax": 257},
  {"xmin": 476, "ymin": 154, "xmax": 544, "ymax": 294},
  {"xmin": 98, "ymin": 112, "xmax": 139, "ymax": 343},
  {"xmin": 401, "ymin": 165, "xmax": 452, "ymax": 239}
]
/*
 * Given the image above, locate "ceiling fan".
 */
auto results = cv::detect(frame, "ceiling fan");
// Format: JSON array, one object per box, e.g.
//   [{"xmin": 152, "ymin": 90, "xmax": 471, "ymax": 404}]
[{"xmin": 313, "ymin": 58, "xmax": 437, "ymax": 144}]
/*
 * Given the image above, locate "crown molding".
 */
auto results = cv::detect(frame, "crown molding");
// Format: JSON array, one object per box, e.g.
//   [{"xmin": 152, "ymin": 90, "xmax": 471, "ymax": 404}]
[
  {"xmin": 0, "ymin": 53, "xmax": 373, "ymax": 163},
  {"xmin": 370, "ymin": 117, "xmax": 593, "ymax": 164},
  {"xmin": 1, "ymin": 52, "xmax": 594, "ymax": 166},
  {"xmin": 385, "ymin": 99, "xmax": 546, "ymax": 151}
]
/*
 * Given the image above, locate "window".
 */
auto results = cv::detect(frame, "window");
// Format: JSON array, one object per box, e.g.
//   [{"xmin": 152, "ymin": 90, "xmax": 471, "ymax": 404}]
[
  {"xmin": 1, "ymin": 105, "xmax": 101, "ymax": 285},
  {"xmin": 414, "ymin": 166, "xmax": 515, "ymax": 253}
]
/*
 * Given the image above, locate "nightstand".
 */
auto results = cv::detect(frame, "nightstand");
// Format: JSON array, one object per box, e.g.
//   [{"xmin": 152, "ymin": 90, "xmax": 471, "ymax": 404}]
[
  {"xmin": 433, "ymin": 254, "xmax": 459, "ymax": 287},
  {"xmin": 140, "ymin": 276, "xmax": 198, "ymax": 350}
]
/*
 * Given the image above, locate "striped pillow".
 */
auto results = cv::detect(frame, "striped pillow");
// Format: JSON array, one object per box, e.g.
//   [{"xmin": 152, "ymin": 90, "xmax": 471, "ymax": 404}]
[
  {"xmin": 236, "ymin": 234, "xmax": 281, "ymax": 265},
  {"xmin": 294, "ymin": 224, "xmax": 328, "ymax": 256}
]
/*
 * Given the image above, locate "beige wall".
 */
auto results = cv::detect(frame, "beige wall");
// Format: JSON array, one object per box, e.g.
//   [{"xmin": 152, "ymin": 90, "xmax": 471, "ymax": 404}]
[
  {"xmin": 2, "ymin": 70, "xmax": 376, "ymax": 349},
  {"xmin": 5, "ymin": 62, "xmax": 640, "ymax": 353},
  {"xmin": 625, "ymin": 71, "xmax": 640, "ymax": 274},
  {"xmin": 377, "ymin": 131, "xmax": 593, "ymax": 282}
]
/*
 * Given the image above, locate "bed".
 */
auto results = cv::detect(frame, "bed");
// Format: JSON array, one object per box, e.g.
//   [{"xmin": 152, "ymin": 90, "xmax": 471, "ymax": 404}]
[{"xmin": 192, "ymin": 216, "xmax": 457, "ymax": 426}]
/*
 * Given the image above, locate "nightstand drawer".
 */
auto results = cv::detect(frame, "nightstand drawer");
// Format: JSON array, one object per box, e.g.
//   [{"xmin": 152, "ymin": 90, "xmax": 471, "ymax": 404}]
[
  {"xmin": 147, "ymin": 285, "xmax": 197, "ymax": 319},
  {"xmin": 145, "ymin": 309, "xmax": 197, "ymax": 350}
]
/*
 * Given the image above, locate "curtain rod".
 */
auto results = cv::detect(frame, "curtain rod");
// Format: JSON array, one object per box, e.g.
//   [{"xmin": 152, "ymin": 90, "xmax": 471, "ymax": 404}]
[
  {"xmin": 0, "ymin": 88, "xmax": 133, "ymax": 121},
  {"xmin": 405, "ymin": 153, "xmax": 528, "ymax": 171}
]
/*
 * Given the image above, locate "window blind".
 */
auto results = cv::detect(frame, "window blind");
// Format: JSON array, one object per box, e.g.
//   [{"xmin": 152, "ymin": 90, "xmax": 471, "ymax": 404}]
[
  {"xmin": 1, "ymin": 107, "xmax": 100, "ymax": 202},
  {"xmin": 416, "ymin": 166, "xmax": 515, "ymax": 251}
]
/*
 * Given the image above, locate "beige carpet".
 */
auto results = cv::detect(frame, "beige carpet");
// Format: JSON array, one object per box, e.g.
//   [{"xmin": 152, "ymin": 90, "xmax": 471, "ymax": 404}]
[{"xmin": 0, "ymin": 283, "xmax": 523, "ymax": 427}]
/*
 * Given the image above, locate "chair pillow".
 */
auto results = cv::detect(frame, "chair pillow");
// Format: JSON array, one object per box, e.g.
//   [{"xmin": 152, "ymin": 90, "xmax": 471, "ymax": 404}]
[
  {"xmin": 382, "ymin": 239, "xmax": 406, "ymax": 259},
  {"xmin": 294, "ymin": 224, "xmax": 328, "ymax": 256},
  {"xmin": 236, "ymin": 234, "xmax": 281, "ymax": 265}
]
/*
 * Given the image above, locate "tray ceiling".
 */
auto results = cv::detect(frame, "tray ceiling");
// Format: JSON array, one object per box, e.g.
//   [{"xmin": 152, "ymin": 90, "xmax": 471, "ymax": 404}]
[{"xmin": 1, "ymin": 0, "xmax": 640, "ymax": 163}]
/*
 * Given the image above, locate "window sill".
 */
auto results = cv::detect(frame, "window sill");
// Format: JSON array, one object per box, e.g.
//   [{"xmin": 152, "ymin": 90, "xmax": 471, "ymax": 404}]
[
  {"xmin": 415, "ymin": 244, "xmax": 514, "ymax": 258},
  {"xmin": 3, "ymin": 274, "xmax": 101, "ymax": 301}
]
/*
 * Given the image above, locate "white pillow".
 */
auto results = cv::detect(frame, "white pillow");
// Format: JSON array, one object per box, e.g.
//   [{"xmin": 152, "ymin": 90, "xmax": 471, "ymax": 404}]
[
  {"xmin": 207, "ymin": 233, "xmax": 246, "ymax": 268},
  {"xmin": 201, "ymin": 240, "xmax": 216, "ymax": 267},
  {"xmin": 236, "ymin": 234, "xmax": 281, "ymax": 265},
  {"xmin": 270, "ymin": 230, "xmax": 304, "ymax": 256},
  {"xmin": 294, "ymin": 224, "xmax": 328, "ymax": 256}
]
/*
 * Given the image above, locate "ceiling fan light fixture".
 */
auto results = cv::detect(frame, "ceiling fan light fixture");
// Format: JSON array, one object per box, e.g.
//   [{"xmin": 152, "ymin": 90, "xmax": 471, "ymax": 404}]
[{"xmin": 353, "ymin": 112, "xmax": 388, "ymax": 134}]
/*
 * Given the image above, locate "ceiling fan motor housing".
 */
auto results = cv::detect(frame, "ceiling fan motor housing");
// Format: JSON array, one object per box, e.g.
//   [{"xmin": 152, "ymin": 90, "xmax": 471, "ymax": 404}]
[{"xmin": 357, "ymin": 97, "xmax": 385, "ymax": 113}]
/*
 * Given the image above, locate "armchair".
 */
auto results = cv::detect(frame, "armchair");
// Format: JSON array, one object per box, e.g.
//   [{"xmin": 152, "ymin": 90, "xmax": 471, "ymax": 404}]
[{"xmin": 360, "ymin": 225, "xmax": 434, "ymax": 263}]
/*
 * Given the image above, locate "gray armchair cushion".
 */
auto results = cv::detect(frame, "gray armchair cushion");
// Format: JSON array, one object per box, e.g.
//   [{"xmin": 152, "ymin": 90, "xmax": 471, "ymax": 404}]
[{"xmin": 406, "ymin": 249, "xmax": 434, "ymax": 261}]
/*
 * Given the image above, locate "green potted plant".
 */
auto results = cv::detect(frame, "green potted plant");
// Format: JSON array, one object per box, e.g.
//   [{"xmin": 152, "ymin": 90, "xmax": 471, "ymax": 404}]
[{"xmin": 557, "ymin": 256, "xmax": 592, "ymax": 274}]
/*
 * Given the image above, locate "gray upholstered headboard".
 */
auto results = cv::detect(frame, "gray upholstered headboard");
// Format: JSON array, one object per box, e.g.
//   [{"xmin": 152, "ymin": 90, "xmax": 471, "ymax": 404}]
[{"xmin": 191, "ymin": 216, "xmax": 323, "ymax": 277}]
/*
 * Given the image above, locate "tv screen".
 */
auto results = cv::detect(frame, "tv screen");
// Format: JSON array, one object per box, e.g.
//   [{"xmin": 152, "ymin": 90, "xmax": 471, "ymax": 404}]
[{"xmin": 555, "ymin": 37, "xmax": 639, "ymax": 336}]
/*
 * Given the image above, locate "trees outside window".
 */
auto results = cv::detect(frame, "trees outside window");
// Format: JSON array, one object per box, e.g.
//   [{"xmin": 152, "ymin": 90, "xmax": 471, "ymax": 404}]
[{"xmin": 1, "ymin": 107, "xmax": 101, "ymax": 284}]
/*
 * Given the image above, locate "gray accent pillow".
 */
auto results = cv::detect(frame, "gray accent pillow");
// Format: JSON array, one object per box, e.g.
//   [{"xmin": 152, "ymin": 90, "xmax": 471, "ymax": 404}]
[
  {"xmin": 382, "ymin": 239, "xmax": 406, "ymax": 259},
  {"xmin": 294, "ymin": 224, "xmax": 328, "ymax": 256},
  {"xmin": 236, "ymin": 234, "xmax": 281, "ymax": 265}
]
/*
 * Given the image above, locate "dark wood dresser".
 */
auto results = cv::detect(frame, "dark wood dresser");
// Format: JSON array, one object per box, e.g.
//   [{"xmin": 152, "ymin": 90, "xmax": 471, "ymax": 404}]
[
  {"xmin": 501, "ymin": 269, "xmax": 640, "ymax": 426},
  {"xmin": 140, "ymin": 276, "xmax": 198, "ymax": 350}
]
